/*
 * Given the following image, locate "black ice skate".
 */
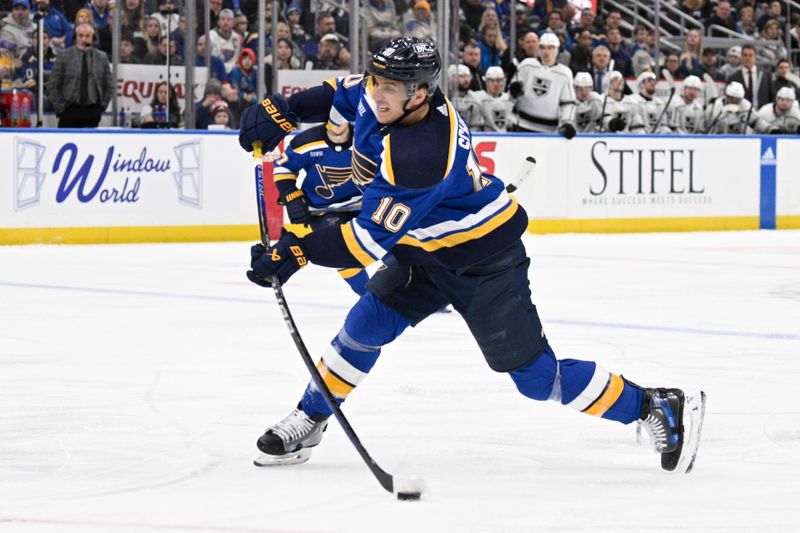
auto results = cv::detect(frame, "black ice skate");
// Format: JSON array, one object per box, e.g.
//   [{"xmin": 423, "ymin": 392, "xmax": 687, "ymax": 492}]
[
  {"xmin": 637, "ymin": 388, "xmax": 707, "ymax": 473},
  {"xmin": 253, "ymin": 407, "xmax": 329, "ymax": 467}
]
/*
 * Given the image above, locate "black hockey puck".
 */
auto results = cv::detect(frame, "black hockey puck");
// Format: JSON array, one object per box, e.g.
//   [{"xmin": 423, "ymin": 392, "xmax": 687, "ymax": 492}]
[{"xmin": 396, "ymin": 491, "xmax": 421, "ymax": 501}]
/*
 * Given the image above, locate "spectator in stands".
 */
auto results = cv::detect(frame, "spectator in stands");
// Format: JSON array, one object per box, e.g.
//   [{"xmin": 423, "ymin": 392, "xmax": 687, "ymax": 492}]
[
  {"xmin": 603, "ymin": 10, "xmax": 630, "ymax": 39},
  {"xmin": 206, "ymin": 0, "xmax": 222, "ymax": 28},
  {"xmin": 0, "ymin": 38, "xmax": 17, "ymax": 91},
  {"xmin": 500, "ymin": 30, "xmax": 537, "ymax": 80},
  {"xmin": 631, "ymin": 25, "xmax": 648, "ymax": 53},
  {"xmin": 462, "ymin": 40, "xmax": 487, "ymax": 91},
  {"xmin": 462, "ymin": 0, "xmax": 485, "ymax": 35},
  {"xmin": 228, "ymin": 48, "xmax": 257, "ymax": 104},
  {"xmin": 210, "ymin": 99, "xmax": 232, "ymax": 129},
  {"xmin": 718, "ymin": 45, "xmax": 742, "ymax": 79},
  {"xmin": 700, "ymin": 49, "xmax": 724, "ymax": 80},
  {"xmin": 631, "ymin": 48, "xmax": 656, "ymax": 77},
  {"xmin": 169, "ymin": 15, "xmax": 187, "ymax": 58},
  {"xmin": 706, "ymin": 0, "xmax": 736, "ymax": 36},
  {"xmin": 662, "ymin": 54, "xmax": 682, "ymax": 79},
  {"xmin": 540, "ymin": 10, "xmax": 572, "ymax": 50},
  {"xmin": 119, "ymin": 30, "xmax": 141, "ymax": 63},
  {"xmin": 32, "ymin": 0, "xmax": 72, "ymax": 50},
  {"xmin": 141, "ymin": 16, "xmax": 161, "ymax": 58},
  {"xmin": 194, "ymin": 78, "xmax": 222, "ymax": 129},
  {"xmin": 196, "ymin": 34, "xmax": 228, "ymax": 83},
  {"xmin": 267, "ymin": 37, "xmax": 302, "ymax": 69},
  {"xmin": 478, "ymin": 9, "xmax": 505, "ymax": 43},
  {"xmin": 477, "ymin": 25, "xmax": 504, "ymax": 72},
  {"xmin": 363, "ymin": 0, "xmax": 401, "ymax": 52},
  {"xmin": 759, "ymin": 19, "xmax": 789, "ymax": 61},
  {"xmin": 233, "ymin": 14, "xmax": 248, "ymax": 40},
  {"xmin": 48, "ymin": 23, "xmax": 113, "ymax": 128},
  {"xmin": 605, "ymin": 28, "xmax": 633, "ymax": 78},
  {"xmin": 285, "ymin": 3, "xmax": 309, "ymax": 50},
  {"xmin": 220, "ymin": 80, "xmax": 244, "ymax": 128},
  {"xmin": 307, "ymin": 32, "xmax": 341, "ymax": 69},
  {"xmin": 74, "ymin": 7, "xmax": 94, "ymax": 28},
  {"xmin": 531, "ymin": 0, "xmax": 569, "ymax": 31},
  {"xmin": 590, "ymin": 45, "xmax": 614, "ymax": 94},
  {"xmin": 774, "ymin": 59, "xmax": 800, "ymax": 98},
  {"xmin": 791, "ymin": 15, "xmax": 800, "ymax": 60},
  {"xmin": 140, "ymin": 81, "xmax": 182, "ymax": 128},
  {"xmin": 729, "ymin": 43, "xmax": 776, "ymax": 108},
  {"xmin": 405, "ymin": 0, "xmax": 435, "ymax": 43},
  {"xmin": 514, "ymin": 4, "xmax": 536, "ymax": 37},
  {"xmin": 680, "ymin": 0, "xmax": 712, "ymax": 24},
  {"xmin": 572, "ymin": 7, "xmax": 599, "ymax": 38},
  {"xmin": 87, "ymin": 0, "xmax": 109, "ymax": 30},
  {"xmin": 302, "ymin": 11, "xmax": 336, "ymax": 60},
  {"xmin": 679, "ymin": 29, "xmax": 703, "ymax": 78},
  {"xmin": 569, "ymin": 29, "xmax": 593, "ymax": 74},
  {"xmin": 757, "ymin": 1, "xmax": 784, "ymax": 31},
  {"xmin": 152, "ymin": 0, "xmax": 178, "ymax": 36},
  {"xmin": 16, "ymin": 29, "xmax": 55, "ymax": 101},
  {"xmin": 210, "ymin": 8, "xmax": 242, "ymax": 73},
  {"xmin": 143, "ymin": 34, "xmax": 181, "ymax": 65},
  {"xmin": 736, "ymin": 5, "xmax": 757, "ymax": 37},
  {"xmin": 121, "ymin": 0, "xmax": 144, "ymax": 34},
  {"xmin": 0, "ymin": 0, "xmax": 34, "ymax": 58}
]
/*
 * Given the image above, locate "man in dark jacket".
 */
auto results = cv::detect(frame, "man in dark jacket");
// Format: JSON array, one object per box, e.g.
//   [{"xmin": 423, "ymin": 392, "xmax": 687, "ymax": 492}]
[{"xmin": 47, "ymin": 23, "xmax": 114, "ymax": 127}]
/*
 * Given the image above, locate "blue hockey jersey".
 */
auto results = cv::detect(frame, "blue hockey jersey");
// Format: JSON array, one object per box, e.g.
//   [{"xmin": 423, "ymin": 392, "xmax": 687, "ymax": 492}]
[
  {"xmin": 274, "ymin": 124, "xmax": 362, "ymax": 211},
  {"xmin": 298, "ymin": 75, "xmax": 528, "ymax": 269}
]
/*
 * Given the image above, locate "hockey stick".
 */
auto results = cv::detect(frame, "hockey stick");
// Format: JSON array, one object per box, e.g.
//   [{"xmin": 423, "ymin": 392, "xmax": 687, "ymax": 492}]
[
  {"xmin": 598, "ymin": 93, "xmax": 609, "ymax": 133},
  {"xmin": 651, "ymin": 70, "xmax": 675, "ymax": 133},
  {"xmin": 251, "ymin": 142, "xmax": 427, "ymax": 501},
  {"xmin": 505, "ymin": 156, "xmax": 537, "ymax": 193}
]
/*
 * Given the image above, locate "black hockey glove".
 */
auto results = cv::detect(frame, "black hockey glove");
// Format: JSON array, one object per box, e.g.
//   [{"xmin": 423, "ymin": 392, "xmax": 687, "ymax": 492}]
[
  {"xmin": 247, "ymin": 233, "xmax": 308, "ymax": 287},
  {"xmin": 238, "ymin": 94, "xmax": 298, "ymax": 152},
  {"xmin": 608, "ymin": 116, "xmax": 627, "ymax": 132},
  {"xmin": 275, "ymin": 181, "xmax": 311, "ymax": 226},
  {"xmin": 508, "ymin": 81, "xmax": 523, "ymax": 98},
  {"xmin": 768, "ymin": 127, "xmax": 782, "ymax": 135},
  {"xmin": 559, "ymin": 123, "xmax": 577, "ymax": 140}
]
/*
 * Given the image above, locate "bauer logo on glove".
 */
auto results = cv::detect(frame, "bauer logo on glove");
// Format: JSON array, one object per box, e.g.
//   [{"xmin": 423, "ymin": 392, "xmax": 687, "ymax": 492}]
[
  {"xmin": 247, "ymin": 233, "xmax": 308, "ymax": 287},
  {"xmin": 239, "ymin": 93, "xmax": 299, "ymax": 153},
  {"xmin": 262, "ymin": 97, "xmax": 298, "ymax": 133}
]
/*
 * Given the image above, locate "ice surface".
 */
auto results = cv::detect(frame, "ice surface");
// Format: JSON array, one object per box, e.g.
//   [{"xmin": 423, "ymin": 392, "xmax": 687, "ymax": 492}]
[{"xmin": 1, "ymin": 231, "xmax": 799, "ymax": 532}]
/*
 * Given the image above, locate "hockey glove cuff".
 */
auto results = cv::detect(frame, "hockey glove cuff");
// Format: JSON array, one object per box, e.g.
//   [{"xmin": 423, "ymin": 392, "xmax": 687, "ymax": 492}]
[
  {"xmin": 247, "ymin": 233, "xmax": 308, "ymax": 287},
  {"xmin": 559, "ymin": 123, "xmax": 577, "ymax": 140},
  {"xmin": 238, "ymin": 94, "xmax": 299, "ymax": 152},
  {"xmin": 508, "ymin": 81, "xmax": 523, "ymax": 98},
  {"xmin": 275, "ymin": 181, "xmax": 311, "ymax": 226},
  {"xmin": 609, "ymin": 116, "xmax": 627, "ymax": 132}
]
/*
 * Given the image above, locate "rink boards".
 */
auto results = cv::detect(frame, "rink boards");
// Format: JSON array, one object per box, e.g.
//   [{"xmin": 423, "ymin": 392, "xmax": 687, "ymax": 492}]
[{"xmin": 0, "ymin": 129, "xmax": 798, "ymax": 244}]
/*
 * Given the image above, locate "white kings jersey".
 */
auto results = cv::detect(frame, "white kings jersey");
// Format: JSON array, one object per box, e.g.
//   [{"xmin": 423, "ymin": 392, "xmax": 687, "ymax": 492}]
[
  {"xmin": 705, "ymin": 98, "xmax": 768, "ymax": 134},
  {"xmin": 453, "ymin": 90, "xmax": 487, "ymax": 131},
  {"xmin": 601, "ymin": 95, "xmax": 631, "ymax": 132},
  {"xmin": 625, "ymin": 93, "xmax": 671, "ymax": 134},
  {"xmin": 668, "ymin": 95, "xmax": 706, "ymax": 134},
  {"xmin": 574, "ymin": 91, "xmax": 604, "ymax": 132},
  {"xmin": 757, "ymin": 102, "xmax": 800, "ymax": 133},
  {"xmin": 511, "ymin": 58, "xmax": 576, "ymax": 132},
  {"xmin": 480, "ymin": 93, "xmax": 514, "ymax": 132}
]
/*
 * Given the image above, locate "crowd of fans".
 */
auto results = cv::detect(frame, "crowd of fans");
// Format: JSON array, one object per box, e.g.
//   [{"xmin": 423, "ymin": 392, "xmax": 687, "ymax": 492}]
[{"xmin": 0, "ymin": 0, "xmax": 798, "ymax": 132}]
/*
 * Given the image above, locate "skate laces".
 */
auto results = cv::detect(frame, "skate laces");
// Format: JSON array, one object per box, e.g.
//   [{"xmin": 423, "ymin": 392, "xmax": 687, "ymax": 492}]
[
  {"xmin": 637, "ymin": 393, "xmax": 676, "ymax": 453},
  {"xmin": 270, "ymin": 409, "xmax": 317, "ymax": 444}
]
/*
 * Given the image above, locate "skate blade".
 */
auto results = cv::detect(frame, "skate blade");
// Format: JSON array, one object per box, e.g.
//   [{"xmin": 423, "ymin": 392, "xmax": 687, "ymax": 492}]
[
  {"xmin": 253, "ymin": 448, "xmax": 312, "ymax": 467},
  {"xmin": 676, "ymin": 391, "xmax": 707, "ymax": 474}
]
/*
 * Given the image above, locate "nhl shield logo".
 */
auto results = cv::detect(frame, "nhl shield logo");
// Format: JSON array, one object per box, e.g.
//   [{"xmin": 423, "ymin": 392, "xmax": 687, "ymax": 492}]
[{"xmin": 532, "ymin": 77, "xmax": 551, "ymax": 96}]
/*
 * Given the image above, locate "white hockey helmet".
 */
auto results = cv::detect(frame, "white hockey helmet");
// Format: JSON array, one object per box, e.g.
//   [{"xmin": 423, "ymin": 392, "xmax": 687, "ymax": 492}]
[
  {"xmin": 447, "ymin": 64, "xmax": 471, "ymax": 79},
  {"xmin": 485, "ymin": 66, "xmax": 505, "ymax": 80},
  {"xmin": 609, "ymin": 70, "xmax": 624, "ymax": 82},
  {"xmin": 637, "ymin": 70, "xmax": 656, "ymax": 84},
  {"xmin": 539, "ymin": 32, "xmax": 560, "ymax": 49},
  {"xmin": 725, "ymin": 81, "xmax": 745, "ymax": 99},
  {"xmin": 776, "ymin": 86, "xmax": 796, "ymax": 101},
  {"xmin": 574, "ymin": 72, "xmax": 593, "ymax": 88},
  {"xmin": 683, "ymin": 75, "xmax": 702, "ymax": 90}
]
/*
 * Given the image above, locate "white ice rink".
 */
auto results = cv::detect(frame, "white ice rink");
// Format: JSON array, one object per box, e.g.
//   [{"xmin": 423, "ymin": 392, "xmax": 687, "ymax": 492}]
[{"xmin": 1, "ymin": 231, "xmax": 799, "ymax": 533}]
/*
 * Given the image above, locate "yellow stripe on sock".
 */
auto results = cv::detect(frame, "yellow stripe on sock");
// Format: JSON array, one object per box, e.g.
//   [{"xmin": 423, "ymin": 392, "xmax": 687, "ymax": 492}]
[
  {"xmin": 316, "ymin": 361, "xmax": 354, "ymax": 399},
  {"xmin": 583, "ymin": 374, "xmax": 625, "ymax": 417}
]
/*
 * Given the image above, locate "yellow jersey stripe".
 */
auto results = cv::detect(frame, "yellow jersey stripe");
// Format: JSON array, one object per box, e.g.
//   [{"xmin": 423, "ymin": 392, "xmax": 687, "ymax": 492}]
[
  {"xmin": 317, "ymin": 361, "xmax": 355, "ymax": 398},
  {"xmin": 583, "ymin": 374, "xmax": 625, "ymax": 417},
  {"xmin": 397, "ymin": 197, "xmax": 518, "ymax": 252},
  {"xmin": 444, "ymin": 101, "xmax": 458, "ymax": 177},
  {"xmin": 325, "ymin": 77, "xmax": 338, "ymax": 90},
  {"xmin": 273, "ymin": 173, "xmax": 297, "ymax": 182},
  {"xmin": 338, "ymin": 267, "xmax": 363, "ymax": 279},
  {"xmin": 293, "ymin": 140, "xmax": 328, "ymax": 154},
  {"xmin": 341, "ymin": 222, "xmax": 375, "ymax": 267},
  {"xmin": 384, "ymin": 136, "xmax": 396, "ymax": 185}
]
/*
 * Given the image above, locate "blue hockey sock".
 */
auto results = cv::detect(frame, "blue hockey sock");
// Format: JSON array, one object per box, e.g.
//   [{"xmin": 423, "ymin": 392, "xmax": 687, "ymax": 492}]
[
  {"xmin": 300, "ymin": 291, "xmax": 410, "ymax": 417},
  {"xmin": 510, "ymin": 349, "xmax": 643, "ymax": 425}
]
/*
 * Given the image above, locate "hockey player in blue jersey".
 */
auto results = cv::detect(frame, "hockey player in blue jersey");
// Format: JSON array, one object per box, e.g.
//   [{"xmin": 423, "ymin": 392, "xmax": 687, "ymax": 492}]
[
  {"xmin": 238, "ymin": 37, "xmax": 706, "ymax": 474},
  {"xmin": 273, "ymin": 121, "xmax": 369, "ymax": 295}
]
